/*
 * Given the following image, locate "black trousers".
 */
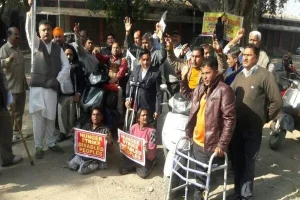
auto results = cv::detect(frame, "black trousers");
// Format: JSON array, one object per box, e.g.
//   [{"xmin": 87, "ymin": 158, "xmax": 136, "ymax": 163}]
[
  {"xmin": 166, "ymin": 82, "xmax": 180, "ymax": 97},
  {"xmin": 192, "ymin": 143, "xmax": 223, "ymax": 200},
  {"xmin": 231, "ymin": 128, "xmax": 262, "ymax": 200},
  {"xmin": 0, "ymin": 109, "xmax": 14, "ymax": 166},
  {"xmin": 120, "ymin": 155, "xmax": 155, "ymax": 179}
]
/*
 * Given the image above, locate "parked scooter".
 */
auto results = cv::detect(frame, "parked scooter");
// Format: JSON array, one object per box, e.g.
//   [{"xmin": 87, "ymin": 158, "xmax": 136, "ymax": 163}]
[
  {"xmin": 75, "ymin": 70, "xmax": 109, "ymax": 129},
  {"xmin": 269, "ymin": 75, "xmax": 300, "ymax": 150},
  {"xmin": 160, "ymin": 84, "xmax": 191, "ymax": 196}
]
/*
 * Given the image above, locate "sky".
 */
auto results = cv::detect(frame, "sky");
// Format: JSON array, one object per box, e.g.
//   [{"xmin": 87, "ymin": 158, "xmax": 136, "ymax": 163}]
[{"xmin": 278, "ymin": 0, "xmax": 300, "ymax": 20}]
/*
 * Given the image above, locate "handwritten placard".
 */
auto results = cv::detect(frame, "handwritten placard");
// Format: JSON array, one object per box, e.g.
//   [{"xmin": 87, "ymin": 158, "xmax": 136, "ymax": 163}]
[
  {"xmin": 74, "ymin": 128, "xmax": 107, "ymax": 162},
  {"xmin": 118, "ymin": 129, "xmax": 145, "ymax": 166}
]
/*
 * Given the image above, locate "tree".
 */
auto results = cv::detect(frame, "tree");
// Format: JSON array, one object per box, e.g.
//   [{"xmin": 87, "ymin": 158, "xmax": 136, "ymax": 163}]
[
  {"xmin": 0, "ymin": 0, "xmax": 28, "ymax": 38},
  {"xmin": 85, "ymin": 0, "xmax": 293, "ymax": 37},
  {"xmin": 85, "ymin": 0, "xmax": 150, "ymax": 29}
]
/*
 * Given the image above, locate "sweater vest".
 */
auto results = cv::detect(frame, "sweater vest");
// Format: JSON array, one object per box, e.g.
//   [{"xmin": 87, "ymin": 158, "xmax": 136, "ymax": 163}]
[
  {"xmin": 30, "ymin": 40, "xmax": 62, "ymax": 88},
  {"xmin": 108, "ymin": 57, "xmax": 122, "ymax": 79}
]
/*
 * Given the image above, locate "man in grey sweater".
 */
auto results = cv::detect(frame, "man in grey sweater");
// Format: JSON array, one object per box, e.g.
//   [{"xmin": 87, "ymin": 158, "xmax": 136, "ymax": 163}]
[
  {"xmin": 0, "ymin": 27, "xmax": 28, "ymax": 142},
  {"xmin": 229, "ymin": 44, "xmax": 282, "ymax": 200}
]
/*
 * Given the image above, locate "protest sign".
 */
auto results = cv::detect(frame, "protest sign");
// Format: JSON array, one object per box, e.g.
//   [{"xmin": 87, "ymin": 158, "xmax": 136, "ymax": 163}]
[
  {"xmin": 202, "ymin": 12, "xmax": 243, "ymax": 41},
  {"xmin": 74, "ymin": 128, "xmax": 107, "ymax": 162},
  {"xmin": 118, "ymin": 129, "xmax": 145, "ymax": 166}
]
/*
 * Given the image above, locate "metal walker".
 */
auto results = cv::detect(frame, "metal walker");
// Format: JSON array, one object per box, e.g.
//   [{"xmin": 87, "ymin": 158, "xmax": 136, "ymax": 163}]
[{"xmin": 166, "ymin": 137, "xmax": 228, "ymax": 200}]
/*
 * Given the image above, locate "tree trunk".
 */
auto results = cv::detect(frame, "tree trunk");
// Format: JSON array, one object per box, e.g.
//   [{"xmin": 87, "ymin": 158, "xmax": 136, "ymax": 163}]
[{"xmin": 0, "ymin": 0, "xmax": 7, "ymax": 39}]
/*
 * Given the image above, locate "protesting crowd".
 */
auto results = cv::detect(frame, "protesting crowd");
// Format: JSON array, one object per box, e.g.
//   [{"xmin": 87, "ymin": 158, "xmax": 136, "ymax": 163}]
[{"xmin": 0, "ymin": 0, "xmax": 287, "ymax": 200}]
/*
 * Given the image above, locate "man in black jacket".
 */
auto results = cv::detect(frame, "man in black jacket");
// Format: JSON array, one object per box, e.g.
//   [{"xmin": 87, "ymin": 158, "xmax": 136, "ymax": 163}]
[
  {"xmin": 57, "ymin": 45, "xmax": 86, "ymax": 142},
  {"xmin": 125, "ymin": 49, "xmax": 162, "ymax": 124}
]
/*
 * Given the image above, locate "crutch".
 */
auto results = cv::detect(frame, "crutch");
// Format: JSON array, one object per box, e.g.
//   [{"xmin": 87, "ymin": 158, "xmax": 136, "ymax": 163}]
[
  {"xmin": 124, "ymin": 81, "xmax": 139, "ymax": 132},
  {"xmin": 11, "ymin": 105, "xmax": 34, "ymax": 166},
  {"xmin": 74, "ymin": 73, "xmax": 81, "ymax": 120}
]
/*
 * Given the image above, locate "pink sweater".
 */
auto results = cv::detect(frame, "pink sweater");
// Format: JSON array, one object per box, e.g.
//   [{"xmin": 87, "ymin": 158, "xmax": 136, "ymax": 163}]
[{"xmin": 130, "ymin": 123, "xmax": 157, "ymax": 161}]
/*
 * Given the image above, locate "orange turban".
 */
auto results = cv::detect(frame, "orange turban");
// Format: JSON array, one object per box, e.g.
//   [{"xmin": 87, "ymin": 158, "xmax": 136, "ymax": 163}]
[{"xmin": 53, "ymin": 27, "xmax": 64, "ymax": 37}]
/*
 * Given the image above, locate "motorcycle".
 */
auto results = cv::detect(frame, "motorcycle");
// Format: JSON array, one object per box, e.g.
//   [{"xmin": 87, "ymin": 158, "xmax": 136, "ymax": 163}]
[
  {"xmin": 160, "ymin": 84, "xmax": 191, "ymax": 198},
  {"xmin": 269, "ymin": 75, "xmax": 300, "ymax": 150}
]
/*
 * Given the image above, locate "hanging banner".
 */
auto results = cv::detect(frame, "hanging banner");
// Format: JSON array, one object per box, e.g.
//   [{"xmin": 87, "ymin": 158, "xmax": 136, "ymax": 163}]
[
  {"xmin": 74, "ymin": 128, "xmax": 107, "ymax": 162},
  {"xmin": 118, "ymin": 129, "xmax": 145, "ymax": 166},
  {"xmin": 202, "ymin": 12, "xmax": 244, "ymax": 41}
]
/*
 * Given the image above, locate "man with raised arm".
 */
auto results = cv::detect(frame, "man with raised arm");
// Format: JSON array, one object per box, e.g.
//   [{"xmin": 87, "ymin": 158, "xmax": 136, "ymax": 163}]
[
  {"xmin": 26, "ymin": 0, "xmax": 70, "ymax": 159},
  {"xmin": 223, "ymin": 28, "xmax": 270, "ymax": 69}
]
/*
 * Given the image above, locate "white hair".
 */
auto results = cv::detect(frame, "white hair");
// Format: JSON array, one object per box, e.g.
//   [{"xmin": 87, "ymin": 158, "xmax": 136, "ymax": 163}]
[{"xmin": 249, "ymin": 31, "xmax": 261, "ymax": 41}]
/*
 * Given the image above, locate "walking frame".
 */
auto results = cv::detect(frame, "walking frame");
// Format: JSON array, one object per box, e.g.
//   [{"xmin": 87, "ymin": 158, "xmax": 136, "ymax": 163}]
[
  {"xmin": 123, "ymin": 80, "xmax": 139, "ymax": 133},
  {"xmin": 167, "ymin": 137, "xmax": 228, "ymax": 200}
]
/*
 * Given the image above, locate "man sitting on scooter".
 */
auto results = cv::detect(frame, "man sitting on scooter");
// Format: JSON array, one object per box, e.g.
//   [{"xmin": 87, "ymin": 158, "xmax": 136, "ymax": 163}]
[
  {"xmin": 67, "ymin": 106, "xmax": 113, "ymax": 174},
  {"xmin": 119, "ymin": 108, "xmax": 157, "ymax": 178},
  {"xmin": 125, "ymin": 49, "xmax": 163, "ymax": 126},
  {"xmin": 183, "ymin": 58, "xmax": 236, "ymax": 200},
  {"xmin": 93, "ymin": 42, "xmax": 128, "ymax": 116}
]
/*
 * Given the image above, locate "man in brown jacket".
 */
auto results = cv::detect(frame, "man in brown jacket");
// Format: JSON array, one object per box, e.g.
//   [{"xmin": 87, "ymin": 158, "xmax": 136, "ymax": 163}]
[
  {"xmin": 183, "ymin": 57, "xmax": 236, "ymax": 200},
  {"xmin": 229, "ymin": 44, "xmax": 282, "ymax": 200}
]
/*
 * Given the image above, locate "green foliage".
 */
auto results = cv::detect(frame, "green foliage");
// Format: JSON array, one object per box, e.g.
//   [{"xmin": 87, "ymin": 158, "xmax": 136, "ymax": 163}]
[
  {"xmin": 85, "ymin": 0, "xmax": 150, "ymax": 29},
  {"xmin": 260, "ymin": 0, "xmax": 288, "ymax": 15}
]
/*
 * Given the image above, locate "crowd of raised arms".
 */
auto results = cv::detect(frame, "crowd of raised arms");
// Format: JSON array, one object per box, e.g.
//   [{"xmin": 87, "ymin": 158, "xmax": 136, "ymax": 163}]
[{"xmin": 0, "ymin": 0, "xmax": 287, "ymax": 200}]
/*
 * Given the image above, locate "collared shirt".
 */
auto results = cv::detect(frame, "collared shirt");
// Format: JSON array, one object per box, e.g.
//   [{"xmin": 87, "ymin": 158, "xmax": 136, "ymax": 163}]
[
  {"xmin": 0, "ymin": 41, "xmax": 25, "ymax": 93},
  {"xmin": 26, "ymin": 13, "xmax": 70, "ymax": 120},
  {"xmin": 242, "ymin": 65, "xmax": 258, "ymax": 78},
  {"xmin": 142, "ymin": 67, "xmax": 150, "ymax": 80}
]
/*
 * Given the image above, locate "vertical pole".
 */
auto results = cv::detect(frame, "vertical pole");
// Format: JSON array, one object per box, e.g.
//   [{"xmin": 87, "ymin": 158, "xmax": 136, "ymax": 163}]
[
  {"xmin": 193, "ymin": 8, "xmax": 195, "ymax": 36},
  {"xmin": 31, "ymin": 0, "xmax": 36, "ymax": 73},
  {"xmin": 58, "ymin": 0, "xmax": 61, "ymax": 27}
]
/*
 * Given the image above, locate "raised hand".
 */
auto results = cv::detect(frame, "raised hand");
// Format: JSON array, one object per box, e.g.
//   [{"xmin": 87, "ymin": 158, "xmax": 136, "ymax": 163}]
[
  {"xmin": 213, "ymin": 39, "xmax": 222, "ymax": 54},
  {"xmin": 124, "ymin": 17, "xmax": 132, "ymax": 34},
  {"xmin": 164, "ymin": 34, "xmax": 173, "ymax": 50},
  {"xmin": 236, "ymin": 28, "xmax": 245, "ymax": 40},
  {"xmin": 74, "ymin": 23, "xmax": 80, "ymax": 37},
  {"xmin": 180, "ymin": 43, "xmax": 190, "ymax": 57}
]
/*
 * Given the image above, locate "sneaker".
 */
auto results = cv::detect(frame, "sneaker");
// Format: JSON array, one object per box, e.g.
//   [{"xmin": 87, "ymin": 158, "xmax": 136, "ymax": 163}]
[
  {"xmin": 78, "ymin": 160, "xmax": 99, "ymax": 174},
  {"xmin": 119, "ymin": 167, "xmax": 129, "ymax": 175},
  {"xmin": 1, "ymin": 155, "xmax": 23, "ymax": 167},
  {"xmin": 49, "ymin": 144, "xmax": 64, "ymax": 154},
  {"xmin": 35, "ymin": 147, "xmax": 44, "ymax": 159},
  {"xmin": 12, "ymin": 133, "xmax": 28, "ymax": 143},
  {"xmin": 12, "ymin": 155, "xmax": 23, "ymax": 164},
  {"xmin": 226, "ymin": 193, "xmax": 241, "ymax": 200},
  {"xmin": 56, "ymin": 132, "xmax": 68, "ymax": 142},
  {"xmin": 99, "ymin": 161, "xmax": 107, "ymax": 170}
]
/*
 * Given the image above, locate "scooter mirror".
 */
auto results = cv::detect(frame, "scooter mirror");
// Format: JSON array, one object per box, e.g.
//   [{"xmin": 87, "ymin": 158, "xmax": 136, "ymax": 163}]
[{"xmin": 160, "ymin": 84, "xmax": 168, "ymax": 91}]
